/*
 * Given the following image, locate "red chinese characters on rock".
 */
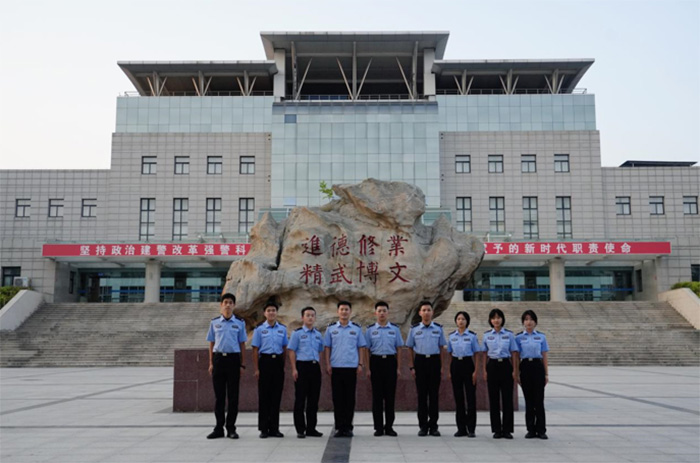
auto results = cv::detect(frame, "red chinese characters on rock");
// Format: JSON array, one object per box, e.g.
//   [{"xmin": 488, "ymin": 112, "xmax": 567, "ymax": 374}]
[
  {"xmin": 302, "ymin": 235, "xmax": 323, "ymax": 256},
  {"xmin": 300, "ymin": 264, "xmax": 324, "ymax": 285}
]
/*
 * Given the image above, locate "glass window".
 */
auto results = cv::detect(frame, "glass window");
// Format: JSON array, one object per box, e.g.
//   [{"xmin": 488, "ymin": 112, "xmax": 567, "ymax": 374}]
[
  {"xmin": 15, "ymin": 199, "xmax": 30, "ymax": 218},
  {"xmin": 48, "ymin": 199, "xmax": 64, "ymax": 218},
  {"xmin": 556, "ymin": 196, "xmax": 573, "ymax": 238},
  {"xmin": 456, "ymin": 197, "xmax": 472, "ymax": 232},
  {"xmin": 1, "ymin": 267, "xmax": 21, "ymax": 287},
  {"xmin": 284, "ymin": 114, "xmax": 297, "ymax": 123},
  {"xmin": 81, "ymin": 199, "xmax": 97, "ymax": 218},
  {"xmin": 139, "ymin": 198, "xmax": 155, "ymax": 241},
  {"xmin": 683, "ymin": 196, "xmax": 698, "ymax": 215},
  {"xmin": 455, "ymin": 155, "xmax": 471, "ymax": 173},
  {"xmin": 238, "ymin": 198, "xmax": 255, "ymax": 234},
  {"xmin": 616, "ymin": 196, "xmax": 631, "ymax": 215},
  {"xmin": 692, "ymin": 264, "xmax": 699, "ymax": 282},
  {"xmin": 649, "ymin": 196, "xmax": 664, "ymax": 215},
  {"xmin": 554, "ymin": 154, "xmax": 570, "ymax": 173},
  {"xmin": 141, "ymin": 156, "xmax": 157, "ymax": 175},
  {"xmin": 240, "ymin": 156, "xmax": 255, "ymax": 175},
  {"xmin": 489, "ymin": 196, "xmax": 506, "ymax": 232},
  {"xmin": 523, "ymin": 196, "xmax": 539, "ymax": 239},
  {"xmin": 488, "ymin": 155, "xmax": 504, "ymax": 173},
  {"xmin": 521, "ymin": 155, "xmax": 537, "ymax": 173},
  {"xmin": 207, "ymin": 156, "xmax": 223, "ymax": 175},
  {"xmin": 206, "ymin": 198, "xmax": 222, "ymax": 234},
  {"xmin": 174, "ymin": 156, "xmax": 190, "ymax": 175},
  {"xmin": 172, "ymin": 198, "xmax": 188, "ymax": 241}
]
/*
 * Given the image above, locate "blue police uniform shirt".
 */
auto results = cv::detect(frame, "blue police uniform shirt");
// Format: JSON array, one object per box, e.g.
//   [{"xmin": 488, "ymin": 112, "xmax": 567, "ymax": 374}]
[
  {"xmin": 365, "ymin": 322, "xmax": 404, "ymax": 355},
  {"xmin": 288, "ymin": 326, "xmax": 324, "ymax": 362},
  {"xmin": 406, "ymin": 322, "xmax": 446, "ymax": 355},
  {"xmin": 206, "ymin": 315, "xmax": 247, "ymax": 353},
  {"xmin": 324, "ymin": 321, "xmax": 367, "ymax": 368},
  {"xmin": 447, "ymin": 329, "xmax": 481, "ymax": 357},
  {"xmin": 251, "ymin": 321, "xmax": 288, "ymax": 355},
  {"xmin": 515, "ymin": 330, "xmax": 549, "ymax": 359},
  {"xmin": 482, "ymin": 328, "xmax": 518, "ymax": 359}
]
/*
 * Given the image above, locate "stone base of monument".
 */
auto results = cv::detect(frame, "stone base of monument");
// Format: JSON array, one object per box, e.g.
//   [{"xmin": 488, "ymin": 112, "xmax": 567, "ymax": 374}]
[{"xmin": 173, "ymin": 349, "xmax": 518, "ymax": 413}]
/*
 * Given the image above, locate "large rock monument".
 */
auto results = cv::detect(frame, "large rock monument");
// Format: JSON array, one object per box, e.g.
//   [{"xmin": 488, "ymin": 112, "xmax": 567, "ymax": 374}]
[{"xmin": 224, "ymin": 179, "xmax": 484, "ymax": 331}]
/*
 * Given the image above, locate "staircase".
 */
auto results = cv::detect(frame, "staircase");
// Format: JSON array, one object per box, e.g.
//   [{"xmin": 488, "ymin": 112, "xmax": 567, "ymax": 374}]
[{"xmin": 1, "ymin": 301, "xmax": 698, "ymax": 367}]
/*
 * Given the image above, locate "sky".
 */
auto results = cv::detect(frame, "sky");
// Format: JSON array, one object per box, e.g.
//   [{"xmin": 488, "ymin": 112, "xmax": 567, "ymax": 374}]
[{"xmin": 0, "ymin": 0, "xmax": 698, "ymax": 169}]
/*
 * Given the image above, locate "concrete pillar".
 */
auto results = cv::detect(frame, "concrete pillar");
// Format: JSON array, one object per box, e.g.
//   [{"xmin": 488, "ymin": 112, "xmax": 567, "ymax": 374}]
[
  {"xmin": 640, "ymin": 259, "xmax": 659, "ymax": 301},
  {"xmin": 144, "ymin": 260, "xmax": 161, "ymax": 303},
  {"xmin": 273, "ymin": 49, "xmax": 286, "ymax": 101},
  {"xmin": 423, "ymin": 48, "xmax": 436, "ymax": 99},
  {"xmin": 548, "ymin": 258, "xmax": 566, "ymax": 302}
]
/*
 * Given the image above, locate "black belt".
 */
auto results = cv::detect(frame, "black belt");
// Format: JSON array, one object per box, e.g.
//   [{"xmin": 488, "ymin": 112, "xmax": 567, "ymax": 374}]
[
  {"xmin": 521, "ymin": 358, "xmax": 542, "ymax": 362},
  {"xmin": 296, "ymin": 360, "xmax": 319, "ymax": 364},
  {"xmin": 214, "ymin": 352, "xmax": 240, "ymax": 357},
  {"xmin": 415, "ymin": 354, "xmax": 439, "ymax": 359},
  {"xmin": 371, "ymin": 354, "xmax": 396, "ymax": 359},
  {"xmin": 488, "ymin": 358, "xmax": 509, "ymax": 363},
  {"xmin": 452, "ymin": 355, "xmax": 473, "ymax": 360},
  {"xmin": 260, "ymin": 353, "xmax": 282, "ymax": 359}
]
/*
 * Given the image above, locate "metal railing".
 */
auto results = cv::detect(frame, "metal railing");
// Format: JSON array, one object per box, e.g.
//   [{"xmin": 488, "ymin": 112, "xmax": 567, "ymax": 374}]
[
  {"xmin": 121, "ymin": 91, "xmax": 273, "ymax": 97},
  {"xmin": 436, "ymin": 88, "xmax": 587, "ymax": 95}
]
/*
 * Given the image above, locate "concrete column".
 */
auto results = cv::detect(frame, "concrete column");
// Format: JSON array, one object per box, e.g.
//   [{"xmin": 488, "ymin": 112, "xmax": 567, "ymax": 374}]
[
  {"xmin": 273, "ymin": 49, "xmax": 286, "ymax": 101},
  {"xmin": 423, "ymin": 48, "xmax": 436, "ymax": 98},
  {"xmin": 144, "ymin": 260, "xmax": 162, "ymax": 303},
  {"xmin": 548, "ymin": 258, "xmax": 566, "ymax": 302},
  {"xmin": 640, "ymin": 259, "xmax": 659, "ymax": 301}
]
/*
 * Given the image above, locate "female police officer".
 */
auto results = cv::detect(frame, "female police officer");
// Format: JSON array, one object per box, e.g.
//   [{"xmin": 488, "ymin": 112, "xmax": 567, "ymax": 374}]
[{"xmin": 447, "ymin": 311, "xmax": 481, "ymax": 437}]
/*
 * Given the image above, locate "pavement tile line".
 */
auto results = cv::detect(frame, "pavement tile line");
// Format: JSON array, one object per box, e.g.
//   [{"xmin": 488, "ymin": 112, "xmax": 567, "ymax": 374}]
[{"xmin": 321, "ymin": 435, "xmax": 351, "ymax": 463}]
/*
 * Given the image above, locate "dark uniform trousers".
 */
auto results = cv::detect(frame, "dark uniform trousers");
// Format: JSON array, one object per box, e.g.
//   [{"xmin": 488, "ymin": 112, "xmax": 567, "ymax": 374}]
[
  {"xmin": 450, "ymin": 356, "xmax": 477, "ymax": 433},
  {"xmin": 258, "ymin": 354, "xmax": 285, "ymax": 433},
  {"xmin": 414, "ymin": 354, "xmax": 441, "ymax": 432},
  {"xmin": 294, "ymin": 360, "xmax": 322, "ymax": 434},
  {"xmin": 331, "ymin": 367, "xmax": 357, "ymax": 432},
  {"xmin": 212, "ymin": 353, "xmax": 241, "ymax": 433},
  {"xmin": 486, "ymin": 359, "xmax": 514, "ymax": 433},
  {"xmin": 369, "ymin": 355, "xmax": 398, "ymax": 432},
  {"xmin": 519, "ymin": 359, "xmax": 547, "ymax": 434}
]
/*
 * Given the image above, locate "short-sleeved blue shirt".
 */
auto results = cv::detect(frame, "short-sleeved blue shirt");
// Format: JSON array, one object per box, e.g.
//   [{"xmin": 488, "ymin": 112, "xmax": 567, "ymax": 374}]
[
  {"xmin": 482, "ymin": 328, "xmax": 518, "ymax": 359},
  {"xmin": 206, "ymin": 315, "xmax": 247, "ymax": 353},
  {"xmin": 288, "ymin": 326, "xmax": 324, "ymax": 362},
  {"xmin": 447, "ymin": 329, "xmax": 481, "ymax": 357},
  {"xmin": 251, "ymin": 321, "xmax": 288, "ymax": 355},
  {"xmin": 365, "ymin": 322, "xmax": 404, "ymax": 355},
  {"xmin": 406, "ymin": 322, "xmax": 446, "ymax": 355},
  {"xmin": 515, "ymin": 330, "xmax": 549, "ymax": 359},
  {"xmin": 324, "ymin": 321, "xmax": 367, "ymax": 368}
]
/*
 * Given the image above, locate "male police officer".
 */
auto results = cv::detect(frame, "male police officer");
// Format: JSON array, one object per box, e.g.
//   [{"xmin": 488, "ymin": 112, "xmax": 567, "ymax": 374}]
[
  {"xmin": 206, "ymin": 293, "xmax": 247, "ymax": 439},
  {"xmin": 364, "ymin": 301, "xmax": 403, "ymax": 437},
  {"xmin": 324, "ymin": 300, "xmax": 367, "ymax": 437},
  {"xmin": 251, "ymin": 301, "xmax": 288, "ymax": 438},
  {"xmin": 288, "ymin": 306, "xmax": 325, "ymax": 439},
  {"xmin": 406, "ymin": 300, "xmax": 447, "ymax": 437}
]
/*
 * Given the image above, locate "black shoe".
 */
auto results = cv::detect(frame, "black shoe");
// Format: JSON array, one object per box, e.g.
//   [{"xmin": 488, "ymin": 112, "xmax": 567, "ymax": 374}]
[
  {"xmin": 502, "ymin": 432, "xmax": 513, "ymax": 439},
  {"xmin": 259, "ymin": 431, "xmax": 268, "ymax": 439},
  {"xmin": 525, "ymin": 431, "xmax": 537, "ymax": 439},
  {"xmin": 269, "ymin": 431, "xmax": 284, "ymax": 438},
  {"xmin": 306, "ymin": 429, "xmax": 323, "ymax": 437},
  {"xmin": 345, "ymin": 431, "xmax": 354, "ymax": 437},
  {"xmin": 297, "ymin": 433, "xmax": 306, "ymax": 439},
  {"xmin": 418, "ymin": 428, "xmax": 428, "ymax": 437},
  {"xmin": 429, "ymin": 429, "xmax": 441, "ymax": 437},
  {"xmin": 227, "ymin": 431, "xmax": 239, "ymax": 439},
  {"xmin": 374, "ymin": 430, "xmax": 384, "ymax": 437},
  {"xmin": 539, "ymin": 433, "xmax": 548, "ymax": 440},
  {"xmin": 385, "ymin": 428, "xmax": 398, "ymax": 437},
  {"xmin": 207, "ymin": 430, "xmax": 224, "ymax": 439},
  {"xmin": 454, "ymin": 430, "xmax": 467, "ymax": 437},
  {"xmin": 493, "ymin": 432, "xmax": 503, "ymax": 439},
  {"xmin": 467, "ymin": 431, "xmax": 476, "ymax": 438},
  {"xmin": 333, "ymin": 430, "xmax": 345, "ymax": 438}
]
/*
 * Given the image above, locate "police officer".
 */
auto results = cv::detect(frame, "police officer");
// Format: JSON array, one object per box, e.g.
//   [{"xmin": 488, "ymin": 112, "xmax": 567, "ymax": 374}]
[
  {"xmin": 406, "ymin": 300, "xmax": 447, "ymax": 437},
  {"xmin": 364, "ymin": 301, "xmax": 404, "ymax": 437},
  {"xmin": 288, "ymin": 306, "xmax": 325, "ymax": 439},
  {"xmin": 447, "ymin": 311, "xmax": 481, "ymax": 437},
  {"xmin": 324, "ymin": 300, "xmax": 367, "ymax": 437},
  {"xmin": 481, "ymin": 308, "xmax": 519, "ymax": 439},
  {"xmin": 206, "ymin": 293, "xmax": 247, "ymax": 439},
  {"xmin": 515, "ymin": 309, "xmax": 550, "ymax": 440},
  {"xmin": 251, "ymin": 301, "xmax": 288, "ymax": 438}
]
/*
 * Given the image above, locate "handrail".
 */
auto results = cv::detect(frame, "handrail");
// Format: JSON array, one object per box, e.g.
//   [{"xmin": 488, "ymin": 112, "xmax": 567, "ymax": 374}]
[{"xmin": 436, "ymin": 88, "xmax": 587, "ymax": 95}]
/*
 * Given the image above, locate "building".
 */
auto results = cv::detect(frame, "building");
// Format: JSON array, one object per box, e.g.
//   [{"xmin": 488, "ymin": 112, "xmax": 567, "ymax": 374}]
[{"xmin": 1, "ymin": 31, "xmax": 698, "ymax": 304}]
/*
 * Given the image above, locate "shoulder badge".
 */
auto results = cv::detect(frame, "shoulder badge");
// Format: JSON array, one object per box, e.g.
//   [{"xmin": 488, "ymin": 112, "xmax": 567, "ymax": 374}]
[
  {"xmin": 256, "ymin": 321, "xmax": 265, "ymax": 327},
  {"xmin": 294, "ymin": 327, "xmax": 303, "ymax": 331},
  {"xmin": 351, "ymin": 321, "xmax": 361, "ymax": 328},
  {"xmin": 411, "ymin": 322, "xmax": 420, "ymax": 328},
  {"xmin": 515, "ymin": 331, "xmax": 524, "ymax": 336},
  {"xmin": 449, "ymin": 330, "xmax": 457, "ymax": 336},
  {"xmin": 278, "ymin": 322, "xmax": 286, "ymax": 327},
  {"xmin": 433, "ymin": 322, "xmax": 442, "ymax": 327},
  {"xmin": 211, "ymin": 316, "xmax": 220, "ymax": 320},
  {"xmin": 468, "ymin": 330, "xmax": 476, "ymax": 335}
]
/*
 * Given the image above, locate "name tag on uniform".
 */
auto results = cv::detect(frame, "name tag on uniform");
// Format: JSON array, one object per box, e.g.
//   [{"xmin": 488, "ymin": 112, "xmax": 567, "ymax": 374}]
[
  {"xmin": 215, "ymin": 324, "xmax": 222, "ymax": 328},
  {"xmin": 416, "ymin": 331, "xmax": 423, "ymax": 336},
  {"xmin": 262, "ymin": 330, "xmax": 269, "ymax": 334},
  {"xmin": 463, "ymin": 338, "xmax": 468, "ymax": 342},
  {"xmin": 349, "ymin": 331, "xmax": 357, "ymax": 336},
  {"xmin": 301, "ymin": 335, "xmax": 308, "ymax": 339},
  {"xmin": 332, "ymin": 330, "xmax": 339, "ymax": 335},
  {"xmin": 535, "ymin": 337, "xmax": 541, "ymax": 340},
  {"xmin": 388, "ymin": 331, "xmax": 395, "ymax": 336},
  {"xmin": 488, "ymin": 336, "xmax": 495, "ymax": 340},
  {"xmin": 501, "ymin": 335, "xmax": 509, "ymax": 340},
  {"xmin": 431, "ymin": 330, "xmax": 440, "ymax": 336},
  {"xmin": 372, "ymin": 331, "xmax": 380, "ymax": 336}
]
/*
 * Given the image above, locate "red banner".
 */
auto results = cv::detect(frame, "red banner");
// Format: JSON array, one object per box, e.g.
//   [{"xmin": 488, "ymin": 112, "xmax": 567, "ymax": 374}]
[
  {"xmin": 484, "ymin": 241, "xmax": 671, "ymax": 256},
  {"xmin": 42, "ymin": 243, "xmax": 250, "ymax": 257}
]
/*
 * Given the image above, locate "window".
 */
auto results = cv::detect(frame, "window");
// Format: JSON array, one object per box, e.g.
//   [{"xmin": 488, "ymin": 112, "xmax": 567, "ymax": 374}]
[
  {"xmin": 456, "ymin": 197, "xmax": 472, "ymax": 232},
  {"xmin": 48, "ymin": 199, "xmax": 64, "ymax": 218},
  {"xmin": 206, "ymin": 198, "xmax": 222, "ymax": 234},
  {"xmin": 174, "ymin": 156, "xmax": 190, "ymax": 175},
  {"xmin": 489, "ymin": 196, "xmax": 506, "ymax": 232},
  {"xmin": 692, "ymin": 264, "xmax": 699, "ymax": 282},
  {"xmin": 1, "ymin": 267, "xmax": 21, "ymax": 287},
  {"xmin": 635, "ymin": 269, "xmax": 643, "ymax": 293},
  {"xmin": 649, "ymin": 196, "xmax": 665, "ymax": 215},
  {"xmin": 554, "ymin": 154, "xmax": 570, "ymax": 173},
  {"xmin": 15, "ymin": 199, "xmax": 30, "ymax": 218},
  {"xmin": 284, "ymin": 114, "xmax": 297, "ymax": 123},
  {"xmin": 523, "ymin": 197, "xmax": 539, "ymax": 239},
  {"xmin": 616, "ymin": 196, "xmax": 631, "ymax": 215},
  {"xmin": 240, "ymin": 156, "xmax": 255, "ymax": 175},
  {"xmin": 556, "ymin": 196, "xmax": 573, "ymax": 238},
  {"xmin": 488, "ymin": 155, "xmax": 504, "ymax": 173},
  {"xmin": 683, "ymin": 196, "xmax": 698, "ymax": 215},
  {"xmin": 81, "ymin": 199, "xmax": 97, "ymax": 218},
  {"xmin": 207, "ymin": 156, "xmax": 223, "ymax": 175},
  {"xmin": 521, "ymin": 155, "xmax": 537, "ymax": 173},
  {"xmin": 139, "ymin": 198, "xmax": 155, "ymax": 241},
  {"xmin": 455, "ymin": 155, "xmax": 471, "ymax": 173},
  {"xmin": 238, "ymin": 198, "xmax": 255, "ymax": 234},
  {"xmin": 172, "ymin": 198, "xmax": 189, "ymax": 241},
  {"xmin": 141, "ymin": 156, "xmax": 157, "ymax": 175}
]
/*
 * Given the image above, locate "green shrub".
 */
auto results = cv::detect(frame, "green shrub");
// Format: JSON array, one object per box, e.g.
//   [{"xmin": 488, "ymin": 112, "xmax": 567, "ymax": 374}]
[
  {"xmin": 0, "ymin": 286, "xmax": 25, "ymax": 308},
  {"xmin": 671, "ymin": 281, "xmax": 700, "ymax": 297}
]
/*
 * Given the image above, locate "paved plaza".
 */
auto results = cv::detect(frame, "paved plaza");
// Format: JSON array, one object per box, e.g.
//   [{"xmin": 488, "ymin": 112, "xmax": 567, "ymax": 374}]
[{"xmin": 1, "ymin": 366, "xmax": 698, "ymax": 463}]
